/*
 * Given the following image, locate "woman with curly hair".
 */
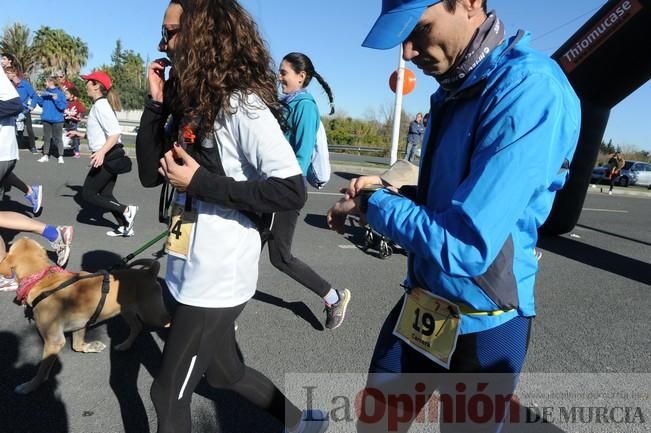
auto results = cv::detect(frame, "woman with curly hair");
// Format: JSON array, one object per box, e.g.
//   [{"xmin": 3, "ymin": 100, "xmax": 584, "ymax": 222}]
[{"xmin": 136, "ymin": 1, "xmax": 329, "ymax": 432}]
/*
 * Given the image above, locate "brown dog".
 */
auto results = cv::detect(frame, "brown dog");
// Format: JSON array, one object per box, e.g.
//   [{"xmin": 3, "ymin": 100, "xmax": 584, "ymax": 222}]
[{"xmin": 0, "ymin": 238, "xmax": 170, "ymax": 394}]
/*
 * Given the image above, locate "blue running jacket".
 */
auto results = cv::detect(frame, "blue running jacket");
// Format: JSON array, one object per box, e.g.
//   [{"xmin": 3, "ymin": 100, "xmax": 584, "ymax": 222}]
[{"xmin": 367, "ymin": 32, "xmax": 581, "ymax": 334}]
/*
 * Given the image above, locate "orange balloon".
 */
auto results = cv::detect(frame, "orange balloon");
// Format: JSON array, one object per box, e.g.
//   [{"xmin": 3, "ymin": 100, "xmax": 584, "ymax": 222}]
[{"xmin": 389, "ymin": 68, "xmax": 416, "ymax": 95}]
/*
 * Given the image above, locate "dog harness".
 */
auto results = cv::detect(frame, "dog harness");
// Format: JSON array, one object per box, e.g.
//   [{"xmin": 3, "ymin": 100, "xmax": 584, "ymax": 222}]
[{"xmin": 15, "ymin": 267, "xmax": 112, "ymax": 328}]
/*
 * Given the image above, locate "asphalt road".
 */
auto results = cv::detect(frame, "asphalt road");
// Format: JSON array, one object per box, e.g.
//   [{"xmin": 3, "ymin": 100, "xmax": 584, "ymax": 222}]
[{"xmin": 0, "ymin": 150, "xmax": 649, "ymax": 433}]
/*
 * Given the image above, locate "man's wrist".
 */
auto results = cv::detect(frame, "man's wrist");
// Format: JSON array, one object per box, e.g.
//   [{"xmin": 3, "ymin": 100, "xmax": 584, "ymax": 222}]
[{"xmin": 359, "ymin": 184, "xmax": 384, "ymax": 214}]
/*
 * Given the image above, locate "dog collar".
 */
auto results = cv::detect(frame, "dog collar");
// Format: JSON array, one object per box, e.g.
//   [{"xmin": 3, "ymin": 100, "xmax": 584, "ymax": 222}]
[{"xmin": 15, "ymin": 266, "xmax": 73, "ymax": 305}]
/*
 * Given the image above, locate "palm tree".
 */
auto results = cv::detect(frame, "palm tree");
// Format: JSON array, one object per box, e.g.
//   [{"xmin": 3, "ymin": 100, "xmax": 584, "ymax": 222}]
[
  {"xmin": 0, "ymin": 23, "xmax": 37, "ymax": 73},
  {"xmin": 32, "ymin": 26, "xmax": 88, "ymax": 76}
]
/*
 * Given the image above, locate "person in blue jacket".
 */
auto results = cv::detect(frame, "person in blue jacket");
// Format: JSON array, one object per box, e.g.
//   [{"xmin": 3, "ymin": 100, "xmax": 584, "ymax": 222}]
[
  {"xmin": 3, "ymin": 65, "xmax": 38, "ymax": 154},
  {"xmin": 404, "ymin": 112, "xmax": 424, "ymax": 162},
  {"xmin": 36, "ymin": 75, "xmax": 67, "ymax": 164},
  {"xmin": 328, "ymin": 1, "xmax": 581, "ymax": 431},
  {"xmin": 275, "ymin": 52, "xmax": 351, "ymax": 329}
]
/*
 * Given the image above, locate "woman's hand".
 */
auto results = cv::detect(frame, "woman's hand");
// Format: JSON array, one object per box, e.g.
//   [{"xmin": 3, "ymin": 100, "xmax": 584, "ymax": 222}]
[
  {"xmin": 158, "ymin": 144, "xmax": 200, "ymax": 191},
  {"xmin": 148, "ymin": 58, "xmax": 171, "ymax": 103},
  {"xmin": 90, "ymin": 150, "xmax": 106, "ymax": 168},
  {"xmin": 66, "ymin": 130, "xmax": 84, "ymax": 138}
]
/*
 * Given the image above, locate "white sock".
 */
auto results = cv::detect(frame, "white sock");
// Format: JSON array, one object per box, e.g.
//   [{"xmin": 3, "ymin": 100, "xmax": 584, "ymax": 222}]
[{"xmin": 324, "ymin": 289, "xmax": 340, "ymax": 305}]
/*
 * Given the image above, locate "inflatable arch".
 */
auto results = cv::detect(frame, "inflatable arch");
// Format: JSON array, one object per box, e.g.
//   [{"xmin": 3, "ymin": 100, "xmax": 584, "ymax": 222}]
[{"xmin": 541, "ymin": 0, "xmax": 651, "ymax": 234}]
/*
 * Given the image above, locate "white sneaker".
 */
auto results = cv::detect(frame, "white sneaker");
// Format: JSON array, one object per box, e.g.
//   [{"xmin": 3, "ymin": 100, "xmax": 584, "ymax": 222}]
[
  {"xmin": 106, "ymin": 226, "xmax": 134, "ymax": 237},
  {"xmin": 37, "ymin": 155, "xmax": 49, "ymax": 163},
  {"xmin": 608, "ymin": 191, "xmax": 613, "ymax": 195},
  {"xmin": 123, "ymin": 205, "xmax": 138, "ymax": 233},
  {"xmin": 57, "ymin": 156, "xmax": 64, "ymax": 164},
  {"xmin": 285, "ymin": 410, "xmax": 329, "ymax": 433},
  {"xmin": 51, "ymin": 226, "xmax": 74, "ymax": 266},
  {"xmin": 0, "ymin": 275, "xmax": 18, "ymax": 292}
]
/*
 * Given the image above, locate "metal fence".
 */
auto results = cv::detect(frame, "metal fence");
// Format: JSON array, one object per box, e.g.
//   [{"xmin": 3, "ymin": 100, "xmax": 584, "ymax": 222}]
[{"xmin": 28, "ymin": 113, "xmax": 390, "ymax": 159}]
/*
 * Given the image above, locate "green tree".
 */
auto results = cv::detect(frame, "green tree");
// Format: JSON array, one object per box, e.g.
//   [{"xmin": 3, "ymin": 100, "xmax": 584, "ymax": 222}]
[
  {"xmin": 105, "ymin": 39, "xmax": 147, "ymax": 110},
  {"xmin": 0, "ymin": 23, "xmax": 37, "ymax": 73},
  {"xmin": 32, "ymin": 26, "xmax": 88, "ymax": 76}
]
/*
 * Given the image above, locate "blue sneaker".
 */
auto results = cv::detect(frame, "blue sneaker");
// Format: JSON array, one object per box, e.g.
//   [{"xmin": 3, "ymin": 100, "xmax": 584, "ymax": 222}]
[{"xmin": 25, "ymin": 184, "xmax": 43, "ymax": 213}]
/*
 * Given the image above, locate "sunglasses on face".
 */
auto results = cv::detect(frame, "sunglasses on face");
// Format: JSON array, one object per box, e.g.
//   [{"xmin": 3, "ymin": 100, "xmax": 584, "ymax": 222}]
[{"xmin": 161, "ymin": 25, "xmax": 181, "ymax": 44}]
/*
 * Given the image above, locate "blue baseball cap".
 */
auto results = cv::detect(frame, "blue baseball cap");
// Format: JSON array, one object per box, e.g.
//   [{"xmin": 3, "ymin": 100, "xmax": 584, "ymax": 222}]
[{"xmin": 363, "ymin": 1, "xmax": 442, "ymax": 50}]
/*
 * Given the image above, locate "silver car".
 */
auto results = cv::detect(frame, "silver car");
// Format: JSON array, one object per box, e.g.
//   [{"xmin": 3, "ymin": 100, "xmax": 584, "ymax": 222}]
[
  {"xmin": 591, "ymin": 160, "xmax": 651, "ymax": 188},
  {"xmin": 617, "ymin": 161, "xmax": 651, "ymax": 187}
]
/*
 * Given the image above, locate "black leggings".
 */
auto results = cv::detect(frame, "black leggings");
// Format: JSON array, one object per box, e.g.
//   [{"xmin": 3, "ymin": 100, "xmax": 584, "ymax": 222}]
[
  {"xmin": 150, "ymin": 302, "xmax": 301, "ymax": 433},
  {"xmin": 267, "ymin": 209, "xmax": 330, "ymax": 298},
  {"xmin": 81, "ymin": 165, "xmax": 127, "ymax": 226},
  {"xmin": 3, "ymin": 172, "xmax": 29, "ymax": 195}
]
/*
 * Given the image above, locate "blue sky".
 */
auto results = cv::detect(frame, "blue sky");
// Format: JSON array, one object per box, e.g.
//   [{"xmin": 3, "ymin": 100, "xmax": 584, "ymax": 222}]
[{"xmin": 5, "ymin": 0, "xmax": 650, "ymax": 150}]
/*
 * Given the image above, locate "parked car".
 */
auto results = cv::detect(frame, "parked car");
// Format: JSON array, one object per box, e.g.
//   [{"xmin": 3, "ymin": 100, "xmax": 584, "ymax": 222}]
[{"xmin": 591, "ymin": 160, "xmax": 651, "ymax": 188}]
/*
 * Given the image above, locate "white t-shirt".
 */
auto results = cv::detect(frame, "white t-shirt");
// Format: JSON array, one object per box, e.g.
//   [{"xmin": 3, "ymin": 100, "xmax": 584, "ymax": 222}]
[
  {"xmin": 0, "ymin": 67, "xmax": 19, "ymax": 162},
  {"xmin": 165, "ymin": 93, "xmax": 302, "ymax": 308},
  {"xmin": 86, "ymin": 98, "xmax": 121, "ymax": 152}
]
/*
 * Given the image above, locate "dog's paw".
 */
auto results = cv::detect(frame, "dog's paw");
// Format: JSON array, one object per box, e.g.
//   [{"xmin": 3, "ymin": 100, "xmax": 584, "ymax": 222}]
[
  {"xmin": 15, "ymin": 381, "xmax": 37, "ymax": 394},
  {"xmin": 83, "ymin": 341, "xmax": 106, "ymax": 353}
]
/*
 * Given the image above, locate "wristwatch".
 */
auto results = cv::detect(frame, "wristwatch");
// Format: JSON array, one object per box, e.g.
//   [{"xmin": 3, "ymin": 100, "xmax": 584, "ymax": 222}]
[{"xmin": 359, "ymin": 184, "xmax": 384, "ymax": 214}]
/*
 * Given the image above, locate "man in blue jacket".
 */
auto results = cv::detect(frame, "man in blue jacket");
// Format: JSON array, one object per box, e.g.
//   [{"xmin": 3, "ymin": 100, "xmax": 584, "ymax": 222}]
[
  {"xmin": 404, "ymin": 112, "xmax": 424, "ymax": 162},
  {"xmin": 36, "ymin": 75, "xmax": 67, "ymax": 164},
  {"xmin": 328, "ymin": 1, "xmax": 581, "ymax": 431}
]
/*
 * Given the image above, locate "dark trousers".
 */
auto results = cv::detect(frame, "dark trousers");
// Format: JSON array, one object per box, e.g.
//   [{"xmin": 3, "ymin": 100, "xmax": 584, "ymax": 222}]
[
  {"xmin": 609, "ymin": 171, "xmax": 618, "ymax": 191},
  {"xmin": 16, "ymin": 113, "xmax": 36, "ymax": 151},
  {"xmin": 267, "ymin": 209, "xmax": 331, "ymax": 298},
  {"xmin": 357, "ymin": 297, "xmax": 532, "ymax": 433},
  {"xmin": 64, "ymin": 120, "xmax": 80, "ymax": 153},
  {"xmin": 3, "ymin": 172, "xmax": 29, "ymax": 195},
  {"xmin": 42, "ymin": 121, "xmax": 64, "ymax": 157},
  {"xmin": 150, "ymin": 301, "xmax": 301, "ymax": 433},
  {"xmin": 82, "ymin": 165, "xmax": 127, "ymax": 226}
]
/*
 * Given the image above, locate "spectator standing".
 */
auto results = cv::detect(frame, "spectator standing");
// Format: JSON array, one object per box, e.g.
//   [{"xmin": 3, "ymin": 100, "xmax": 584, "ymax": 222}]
[
  {"xmin": 36, "ymin": 76, "xmax": 67, "ymax": 164},
  {"xmin": 64, "ymin": 86, "xmax": 85, "ymax": 158},
  {"xmin": 404, "ymin": 112, "xmax": 425, "ymax": 162}
]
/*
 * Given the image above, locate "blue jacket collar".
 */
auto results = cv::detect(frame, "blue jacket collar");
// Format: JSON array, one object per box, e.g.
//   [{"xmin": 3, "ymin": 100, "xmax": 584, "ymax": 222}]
[{"xmin": 432, "ymin": 31, "xmax": 529, "ymax": 103}]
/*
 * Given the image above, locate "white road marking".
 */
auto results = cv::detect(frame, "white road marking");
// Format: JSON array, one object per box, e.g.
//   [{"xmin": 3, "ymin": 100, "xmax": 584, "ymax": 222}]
[
  {"xmin": 582, "ymin": 208, "xmax": 628, "ymax": 213},
  {"xmin": 338, "ymin": 245, "xmax": 358, "ymax": 249}
]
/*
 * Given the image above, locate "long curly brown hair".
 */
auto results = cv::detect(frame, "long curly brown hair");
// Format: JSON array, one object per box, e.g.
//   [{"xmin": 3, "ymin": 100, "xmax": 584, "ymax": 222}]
[{"xmin": 172, "ymin": 0, "xmax": 286, "ymax": 135}]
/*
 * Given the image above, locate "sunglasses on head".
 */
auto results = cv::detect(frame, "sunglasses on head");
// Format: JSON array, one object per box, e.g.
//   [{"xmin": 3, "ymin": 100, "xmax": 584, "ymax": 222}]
[{"xmin": 161, "ymin": 25, "xmax": 181, "ymax": 44}]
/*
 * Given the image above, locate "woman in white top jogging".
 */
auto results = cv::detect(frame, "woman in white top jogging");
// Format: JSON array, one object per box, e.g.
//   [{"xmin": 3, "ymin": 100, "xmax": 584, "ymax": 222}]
[
  {"xmin": 68, "ymin": 71, "xmax": 138, "ymax": 237},
  {"xmin": 136, "ymin": 1, "xmax": 328, "ymax": 432}
]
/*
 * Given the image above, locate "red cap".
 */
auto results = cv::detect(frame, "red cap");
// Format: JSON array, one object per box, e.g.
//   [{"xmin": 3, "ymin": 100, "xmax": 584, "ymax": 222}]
[
  {"xmin": 81, "ymin": 70, "xmax": 112, "ymax": 90},
  {"xmin": 60, "ymin": 79, "xmax": 76, "ymax": 91}
]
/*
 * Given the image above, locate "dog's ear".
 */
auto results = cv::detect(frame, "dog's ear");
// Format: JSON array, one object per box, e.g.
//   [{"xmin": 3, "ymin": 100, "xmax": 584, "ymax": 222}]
[{"xmin": 0, "ymin": 250, "xmax": 13, "ymax": 278}]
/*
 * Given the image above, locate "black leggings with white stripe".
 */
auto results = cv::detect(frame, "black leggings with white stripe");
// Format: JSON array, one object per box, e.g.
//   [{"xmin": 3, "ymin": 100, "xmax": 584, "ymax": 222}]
[{"xmin": 150, "ymin": 301, "xmax": 302, "ymax": 433}]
